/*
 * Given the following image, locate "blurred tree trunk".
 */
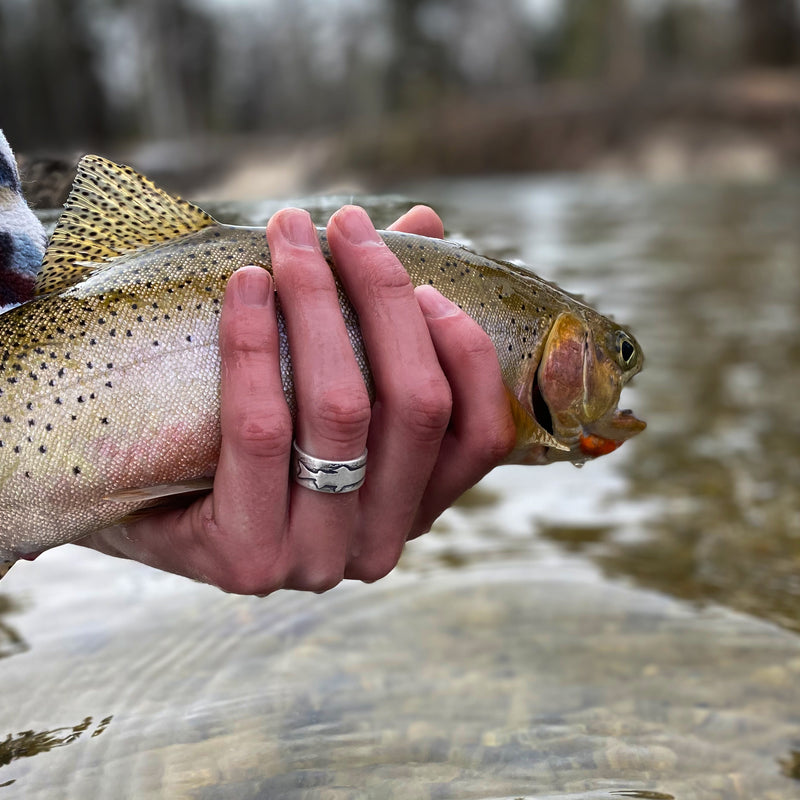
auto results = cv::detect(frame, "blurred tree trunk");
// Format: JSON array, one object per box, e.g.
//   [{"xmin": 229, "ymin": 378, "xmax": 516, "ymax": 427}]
[
  {"xmin": 738, "ymin": 0, "xmax": 799, "ymax": 67},
  {"xmin": 0, "ymin": 0, "xmax": 109, "ymax": 149},
  {"xmin": 554, "ymin": 0, "xmax": 643, "ymax": 86},
  {"xmin": 383, "ymin": 0, "xmax": 451, "ymax": 113},
  {"xmin": 134, "ymin": 0, "xmax": 216, "ymax": 138}
]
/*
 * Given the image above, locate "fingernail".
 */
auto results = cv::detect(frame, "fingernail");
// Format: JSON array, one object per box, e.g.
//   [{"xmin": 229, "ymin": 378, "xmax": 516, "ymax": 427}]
[
  {"xmin": 276, "ymin": 208, "xmax": 318, "ymax": 249},
  {"xmin": 415, "ymin": 285, "xmax": 459, "ymax": 318},
  {"xmin": 235, "ymin": 266, "xmax": 271, "ymax": 307},
  {"xmin": 332, "ymin": 206, "xmax": 382, "ymax": 246}
]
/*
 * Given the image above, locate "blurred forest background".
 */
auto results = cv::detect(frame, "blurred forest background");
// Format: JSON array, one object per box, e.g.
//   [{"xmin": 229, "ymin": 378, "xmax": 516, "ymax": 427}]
[{"xmin": 2, "ymin": 0, "xmax": 800, "ymax": 201}]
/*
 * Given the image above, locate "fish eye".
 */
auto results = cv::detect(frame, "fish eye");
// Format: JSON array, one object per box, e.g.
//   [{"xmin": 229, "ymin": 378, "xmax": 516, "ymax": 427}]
[{"xmin": 615, "ymin": 331, "xmax": 637, "ymax": 368}]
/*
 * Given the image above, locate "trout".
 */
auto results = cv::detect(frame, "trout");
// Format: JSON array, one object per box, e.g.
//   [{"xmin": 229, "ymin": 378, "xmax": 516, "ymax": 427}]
[{"xmin": 0, "ymin": 156, "xmax": 645, "ymax": 573}]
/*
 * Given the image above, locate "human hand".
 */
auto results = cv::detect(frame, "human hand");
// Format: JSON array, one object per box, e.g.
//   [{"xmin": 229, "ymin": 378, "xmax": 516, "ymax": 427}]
[{"xmin": 79, "ymin": 205, "xmax": 516, "ymax": 594}]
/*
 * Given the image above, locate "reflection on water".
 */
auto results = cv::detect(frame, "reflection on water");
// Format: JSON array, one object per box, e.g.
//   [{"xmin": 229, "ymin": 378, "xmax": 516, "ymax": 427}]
[
  {"xmin": 0, "ymin": 177, "xmax": 798, "ymax": 798},
  {"xmin": 781, "ymin": 747, "xmax": 800, "ymax": 780},
  {"xmin": 0, "ymin": 595, "xmax": 27, "ymax": 660},
  {"xmin": 412, "ymin": 175, "xmax": 800, "ymax": 634},
  {"xmin": 0, "ymin": 716, "xmax": 112, "ymax": 783}
]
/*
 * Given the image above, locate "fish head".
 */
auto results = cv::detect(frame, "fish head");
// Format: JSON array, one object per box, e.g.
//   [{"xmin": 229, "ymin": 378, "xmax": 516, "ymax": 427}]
[{"xmin": 508, "ymin": 310, "xmax": 645, "ymax": 464}]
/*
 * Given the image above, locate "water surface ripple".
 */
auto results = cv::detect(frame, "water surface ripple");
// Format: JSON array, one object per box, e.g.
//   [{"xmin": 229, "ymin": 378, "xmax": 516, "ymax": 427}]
[{"xmin": 1, "ymin": 177, "xmax": 798, "ymax": 799}]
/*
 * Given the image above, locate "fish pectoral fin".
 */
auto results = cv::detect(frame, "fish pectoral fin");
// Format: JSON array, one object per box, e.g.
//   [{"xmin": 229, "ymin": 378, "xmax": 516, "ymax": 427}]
[
  {"xmin": 106, "ymin": 479, "xmax": 215, "ymax": 524},
  {"xmin": 35, "ymin": 155, "xmax": 220, "ymax": 296},
  {"xmin": 105, "ymin": 478, "xmax": 215, "ymax": 504},
  {"xmin": 0, "ymin": 560, "xmax": 15, "ymax": 580}
]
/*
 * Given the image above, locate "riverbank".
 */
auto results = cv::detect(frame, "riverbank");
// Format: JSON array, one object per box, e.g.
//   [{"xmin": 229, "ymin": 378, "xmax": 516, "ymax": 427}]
[{"xmin": 16, "ymin": 71, "xmax": 800, "ymax": 207}]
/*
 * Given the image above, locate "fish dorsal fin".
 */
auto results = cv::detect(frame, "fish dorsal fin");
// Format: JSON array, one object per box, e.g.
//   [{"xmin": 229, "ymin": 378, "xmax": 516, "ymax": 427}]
[{"xmin": 35, "ymin": 155, "xmax": 217, "ymax": 296}]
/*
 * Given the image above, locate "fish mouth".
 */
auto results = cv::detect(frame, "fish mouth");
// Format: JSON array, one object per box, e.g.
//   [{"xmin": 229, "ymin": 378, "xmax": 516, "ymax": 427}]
[{"xmin": 578, "ymin": 400, "xmax": 646, "ymax": 458}]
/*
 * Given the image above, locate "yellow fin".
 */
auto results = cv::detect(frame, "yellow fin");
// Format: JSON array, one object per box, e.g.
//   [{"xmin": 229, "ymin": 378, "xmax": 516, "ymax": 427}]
[
  {"xmin": 35, "ymin": 155, "xmax": 218, "ymax": 296},
  {"xmin": 105, "ymin": 478, "xmax": 214, "ymax": 504}
]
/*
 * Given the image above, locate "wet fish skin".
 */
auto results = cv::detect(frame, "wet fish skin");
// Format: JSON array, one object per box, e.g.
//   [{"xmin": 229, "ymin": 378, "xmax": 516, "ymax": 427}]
[{"xmin": 0, "ymin": 156, "xmax": 644, "ymax": 563}]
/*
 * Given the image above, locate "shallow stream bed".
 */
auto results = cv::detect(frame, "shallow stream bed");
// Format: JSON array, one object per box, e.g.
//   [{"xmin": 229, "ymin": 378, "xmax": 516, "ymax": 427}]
[{"xmin": 1, "ymin": 175, "xmax": 799, "ymax": 799}]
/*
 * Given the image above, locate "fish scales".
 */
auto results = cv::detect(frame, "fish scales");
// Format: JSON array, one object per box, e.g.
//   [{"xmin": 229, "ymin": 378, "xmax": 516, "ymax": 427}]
[{"xmin": 0, "ymin": 156, "xmax": 645, "ymax": 565}]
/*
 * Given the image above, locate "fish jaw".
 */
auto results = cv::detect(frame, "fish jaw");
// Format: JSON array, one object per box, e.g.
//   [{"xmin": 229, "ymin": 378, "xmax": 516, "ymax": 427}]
[
  {"xmin": 578, "ymin": 409, "xmax": 647, "ymax": 458},
  {"xmin": 535, "ymin": 312, "xmax": 645, "ymax": 463}
]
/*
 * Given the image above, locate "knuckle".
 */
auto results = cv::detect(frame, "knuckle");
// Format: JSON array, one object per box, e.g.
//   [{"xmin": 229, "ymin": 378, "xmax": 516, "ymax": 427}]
[
  {"xmin": 362, "ymin": 253, "xmax": 414, "ymax": 295},
  {"xmin": 461, "ymin": 326, "xmax": 497, "ymax": 363},
  {"xmin": 184, "ymin": 501, "xmax": 292, "ymax": 596},
  {"xmin": 206, "ymin": 540, "xmax": 288, "ymax": 597},
  {"xmin": 279, "ymin": 263, "xmax": 333, "ymax": 297},
  {"xmin": 222, "ymin": 326, "xmax": 273, "ymax": 361},
  {"xmin": 486, "ymin": 417, "xmax": 518, "ymax": 462},
  {"xmin": 229, "ymin": 406, "xmax": 292, "ymax": 458},
  {"xmin": 473, "ymin": 413, "xmax": 518, "ymax": 466},
  {"xmin": 214, "ymin": 568, "xmax": 285, "ymax": 597},
  {"xmin": 438, "ymin": 319, "xmax": 497, "ymax": 365},
  {"xmin": 291, "ymin": 565, "xmax": 344, "ymax": 594},
  {"xmin": 399, "ymin": 379, "xmax": 452, "ymax": 437},
  {"xmin": 346, "ymin": 547, "xmax": 403, "ymax": 584},
  {"xmin": 312, "ymin": 385, "xmax": 371, "ymax": 441}
]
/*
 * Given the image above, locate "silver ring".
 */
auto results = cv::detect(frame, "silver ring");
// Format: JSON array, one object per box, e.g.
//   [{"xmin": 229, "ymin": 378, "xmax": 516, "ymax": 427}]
[{"xmin": 292, "ymin": 441, "xmax": 367, "ymax": 494}]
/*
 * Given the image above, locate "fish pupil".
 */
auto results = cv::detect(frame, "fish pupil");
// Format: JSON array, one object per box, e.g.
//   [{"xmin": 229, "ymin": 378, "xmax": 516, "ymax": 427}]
[{"xmin": 620, "ymin": 339, "xmax": 635, "ymax": 364}]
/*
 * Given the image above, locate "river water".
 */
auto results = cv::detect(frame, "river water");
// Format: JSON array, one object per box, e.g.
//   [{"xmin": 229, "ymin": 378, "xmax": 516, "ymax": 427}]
[{"xmin": 1, "ymin": 175, "xmax": 799, "ymax": 798}]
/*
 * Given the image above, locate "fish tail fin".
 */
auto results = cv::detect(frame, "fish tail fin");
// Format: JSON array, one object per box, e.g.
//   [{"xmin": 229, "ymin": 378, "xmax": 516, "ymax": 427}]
[
  {"xmin": 36, "ymin": 155, "xmax": 219, "ymax": 296},
  {"xmin": 0, "ymin": 130, "xmax": 47, "ymax": 308}
]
